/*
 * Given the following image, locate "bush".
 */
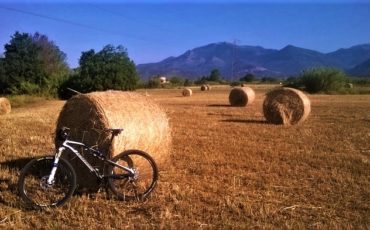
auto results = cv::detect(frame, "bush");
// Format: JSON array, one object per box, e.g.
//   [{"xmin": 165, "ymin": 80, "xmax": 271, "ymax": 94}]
[
  {"xmin": 240, "ymin": 73, "xmax": 255, "ymax": 82},
  {"xmin": 230, "ymin": 81, "xmax": 241, "ymax": 87},
  {"xmin": 169, "ymin": 77, "xmax": 184, "ymax": 86},
  {"xmin": 260, "ymin": 77, "xmax": 280, "ymax": 83},
  {"xmin": 184, "ymin": 79, "xmax": 192, "ymax": 86},
  {"xmin": 298, "ymin": 68, "xmax": 347, "ymax": 93},
  {"xmin": 147, "ymin": 77, "xmax": 162, "ymax": 88}
]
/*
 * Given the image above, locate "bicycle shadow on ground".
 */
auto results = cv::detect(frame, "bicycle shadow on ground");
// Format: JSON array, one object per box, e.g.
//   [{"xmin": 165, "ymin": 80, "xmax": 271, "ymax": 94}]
[
  {"xmin": 0, "ymin": 157, "xmax": 34, "ymax": 171},
  {"xmin": 221, "ymin": 119, "xmax": 268, "ymax": 124},
  {"xmin": 0, "ymin": 158, "xmax": 34, "ymax": 209}
]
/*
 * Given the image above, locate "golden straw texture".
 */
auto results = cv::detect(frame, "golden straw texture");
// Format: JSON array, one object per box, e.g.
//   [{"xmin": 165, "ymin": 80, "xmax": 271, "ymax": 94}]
[
  {"xmin": 182, "ymin": 88, "xmax": 192, "ymax": 97},
  {"xmin": 0, "ymin": 97, "xmax": 11, "ymax": 115},
  {"xmin": 229, "ymin": 87, "xmax": 255, "ymax": 107},
  {"xmin": 263, "ymin": 87, "xmax": 311, "ymax": 125},
  {"xmin": 201, "ymin": 85, "xmax": 207, "ymax": 91},
  {"xmin": 56, "ymin": 91, "xmax": 171, "ymax": 191}
]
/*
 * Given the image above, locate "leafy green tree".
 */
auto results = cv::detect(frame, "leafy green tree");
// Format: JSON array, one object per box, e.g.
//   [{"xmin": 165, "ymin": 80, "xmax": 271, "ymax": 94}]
[
  {"xmin": 3, "ymin": 32, "xmax": 43, "ymax": 94},
  {"xmin": 184, "ymin": 79, "xmax": 192, "ymax": 86},
  {"xmin": 0, "ymin": 58, "xmax": 6, "ymax": 93},
  {"xmin": 261, "ymin": 77, "xmax": 279, "ymax": 83},
  {"xmin": 59, "ymin": 45, "xmax": 138, "ymax": 98},
  {"xmin": 240, "ymin": 73, "xmax": 255, "ymax": 82},
  {"xmin": 194, "ymin": 76, "xmax": 207, "ymax": 85},
  {"xmin": 31, "ymin": 32, "xmax": 69, "ymax": 94},
  {"xmin": 2, "ymin": 31, "xmax": 69, "ymax": 95},
  {"xmin": 147, "ymin": 77, "xmax": 161, "ymax": 88},
  {"xmin": 208, "ymin": 69, "xmax": 221, "ymax": 82},
  {"xmin": 169, "ymin": 76, "xmax": 184, "ymax": 86}
]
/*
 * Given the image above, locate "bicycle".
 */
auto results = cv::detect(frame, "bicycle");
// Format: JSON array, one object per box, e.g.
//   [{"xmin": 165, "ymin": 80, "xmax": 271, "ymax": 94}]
[{"xmin": 17, "ymin": 127, "xmax": 158, "ymax": 209}]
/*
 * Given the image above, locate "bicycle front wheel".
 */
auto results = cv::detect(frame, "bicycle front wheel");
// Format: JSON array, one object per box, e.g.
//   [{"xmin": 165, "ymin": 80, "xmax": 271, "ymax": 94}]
[
  {"xmin": 18, "ymin": 156, "xmax": 76, "ymax": 209},
  {"xmin": 107, "ymin": 150, "xmax": 158, "ymax": 201}
]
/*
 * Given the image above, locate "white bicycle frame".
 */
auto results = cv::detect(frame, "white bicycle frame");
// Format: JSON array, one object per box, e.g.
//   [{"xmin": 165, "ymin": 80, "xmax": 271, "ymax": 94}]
[{"xmin": 47, "ymin": 139, "xmax": 135, "ymax": 185}]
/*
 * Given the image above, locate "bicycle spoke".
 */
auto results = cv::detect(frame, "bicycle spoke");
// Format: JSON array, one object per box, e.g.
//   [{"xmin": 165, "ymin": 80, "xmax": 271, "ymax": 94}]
[
  {"xmin": 18, "ymin": 157, "xmax": 76, "ymax": 209},
  {"xmin": 107, "ymin": 150, "xmax": 158, "ymax": 201}
]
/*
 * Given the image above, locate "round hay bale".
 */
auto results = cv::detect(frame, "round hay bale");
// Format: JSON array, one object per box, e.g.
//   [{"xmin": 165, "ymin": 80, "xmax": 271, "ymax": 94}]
[
  {"xmin": 0, "ymin": 97, "xmax": 11, "ymax": 115},
  {"xmin": 263, "ymin": 87, "xmax": 311, "ymax": 125},
  {"xmin": 200, "ymin": 85, "xmax": 207, "ymax": 91},
  {"xmin": 182, "ymin": 88, "xmax": 192, "ymax": 97},
  {"xmin": 55, "ymin": 91, "xmax": 171, "ymax": 192},
  {"xmin": 228, "ymin": 87, "xmax": 255, "ymax": 107},
  {"xmin": 345, "ymin": 83, "xmax": 353, "ymax": 89},
  {"xmin": 206, "ymin": 84, "xmax": 211, "ymax": 90}
]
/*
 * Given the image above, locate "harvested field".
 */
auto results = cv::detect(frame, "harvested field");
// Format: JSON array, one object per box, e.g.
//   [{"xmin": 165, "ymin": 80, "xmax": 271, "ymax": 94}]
[{"xmin": 0, "ymin": 85, "xmax": 369, "ymax": 229}]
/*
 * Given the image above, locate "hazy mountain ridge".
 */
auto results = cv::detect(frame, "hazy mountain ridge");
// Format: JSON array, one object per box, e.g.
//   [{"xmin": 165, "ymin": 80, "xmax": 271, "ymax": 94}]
[
  {"xmin": 137, "ymin": 42, "xmax": 370, "ymax": 80},
  {"xmin": 348, "ymin": 58, "xmax": 370, "ymax": 77}
]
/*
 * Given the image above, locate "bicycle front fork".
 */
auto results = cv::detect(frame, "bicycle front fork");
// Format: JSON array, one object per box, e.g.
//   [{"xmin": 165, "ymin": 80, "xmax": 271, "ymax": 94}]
[{"xmin": 47, "ymin": 147, "xmax": 65, "ymax": 185}]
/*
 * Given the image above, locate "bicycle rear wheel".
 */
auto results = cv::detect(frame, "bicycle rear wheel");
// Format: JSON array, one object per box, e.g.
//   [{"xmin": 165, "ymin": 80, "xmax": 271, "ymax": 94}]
[
  {"xmin": 107, "ymin": 150, "xmax": 158, "ymax": 201},
  {"xmin": 18, "ymin": 156, "xmax": 76, "ymax": 209}
]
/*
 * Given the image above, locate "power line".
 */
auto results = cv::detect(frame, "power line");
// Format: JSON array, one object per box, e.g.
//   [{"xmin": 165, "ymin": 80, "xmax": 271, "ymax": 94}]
[
  {"xmin": 87, "ymin": 4, "xmax": 174, "ymax": 34},
  {"xmin": 0, "ymin": 5, "xmax": 164, "ymax": 45}
]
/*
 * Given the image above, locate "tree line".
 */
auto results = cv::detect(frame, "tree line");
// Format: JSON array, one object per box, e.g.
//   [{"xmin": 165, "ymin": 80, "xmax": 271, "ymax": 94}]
[
  {"xmin": 1, "ymin": 31, "xmax": 368, "ymax": 98},
  {"xmin": 0, "ymin": 31, "xmax": 138, "ymax": 99}
]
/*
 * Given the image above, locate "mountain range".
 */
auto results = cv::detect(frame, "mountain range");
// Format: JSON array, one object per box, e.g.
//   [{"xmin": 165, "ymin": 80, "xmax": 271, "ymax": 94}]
[{"xmin": 137, "ymin": 42, "xmax": 370, "ymax": 80}]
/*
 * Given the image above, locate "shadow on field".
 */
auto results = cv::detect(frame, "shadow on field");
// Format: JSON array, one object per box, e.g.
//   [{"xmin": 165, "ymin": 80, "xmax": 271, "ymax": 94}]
[
  {"xmin": 0, "ymin": 158, "xmax": 35, "ymax": 208},
  {"xmin": 208, "ymin": 104, "xmax": 231, "ymax": 107},
  {"xmin": 221, "ymin": 119, "xmax": 268, "ymax": 124},
  {"xmin": 0, "ymin": 157, "xmax": 34, "ymax": 171}
]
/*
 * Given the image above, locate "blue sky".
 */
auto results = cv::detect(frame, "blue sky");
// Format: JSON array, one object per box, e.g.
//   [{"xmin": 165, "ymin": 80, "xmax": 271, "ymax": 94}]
[{"xmin": 0, "ymin": 0, "xmax": 369, "ymax": 68}]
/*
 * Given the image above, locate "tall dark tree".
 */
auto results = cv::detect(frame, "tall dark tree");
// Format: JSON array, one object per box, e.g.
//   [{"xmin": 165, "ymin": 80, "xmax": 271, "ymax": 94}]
[
  {"xmin": 208, "ymin": 68, "xmax": 221, "ymax": 82},
  {"xmin": 0, "ymin": 57, "xmax": 6, "ymax": 93},
  {"xmin": 3, "ymin": 32, "xmax": 42, "ymax": 94},
  {"xmin": 2, "ymin": 31, "xmax": 69, "ymax": 94},
  {"xmin": 31, "ymin": 32, "xmax": 69, "ymax": 81},
  {"xmin": 240, "ymin": 73, "xmax": 255, "ymax": 82}
]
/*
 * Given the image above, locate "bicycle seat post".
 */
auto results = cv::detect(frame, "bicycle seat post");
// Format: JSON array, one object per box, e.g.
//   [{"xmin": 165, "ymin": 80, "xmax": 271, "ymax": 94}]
[{"xmin": 108, "ymin": 129, "xmax": 123, "ymax": 147}]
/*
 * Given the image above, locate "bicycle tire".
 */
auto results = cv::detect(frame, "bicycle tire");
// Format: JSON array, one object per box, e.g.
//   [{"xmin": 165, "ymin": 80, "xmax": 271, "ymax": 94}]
[
  {"xmin": 18, "ymin": 156, "xmax": 76, "ymax": 209},
  {"xmin": 107, "ymin": 150, "xmax": 158, "ymax": 201}
]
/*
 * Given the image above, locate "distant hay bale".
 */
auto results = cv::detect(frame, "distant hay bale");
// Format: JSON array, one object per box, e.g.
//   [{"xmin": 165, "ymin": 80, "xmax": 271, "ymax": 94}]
[
  {"xmin": 55, "ymin": 91, "xmax": 171, "ymax": 192},
  {"xmin": 159, "ymin": 76, "xmax": 166, "ymax": 84},
  {"xmin": 229, "ymin": 87, "xmax": 255, "ymax": 107},
  {"xmin": 206, "ymin": 84, "xmax": 211, "ymax": 90},
  {"xmin": 182, "ymin": 88, "xmax": 192, "ymax": 97},
  {"xmin": 345, "ymin": 83, "xmax": 353, "ymax": 89},
  {"xmin": 0, "ymin": 97, "xmax": 11, "ymax": 115},
  {"xmin": 263, "ymin": 87, "xmax": 311, "ymax": 125},
  {"xmin": 200, "ymin": 85, "xmax": 207, "ymax": 91}
]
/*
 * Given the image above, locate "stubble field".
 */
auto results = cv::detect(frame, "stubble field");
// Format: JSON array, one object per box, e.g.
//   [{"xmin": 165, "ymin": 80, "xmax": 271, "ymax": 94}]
[{"xmin": 0, "ymin": 85, "xmax": 369, "ymax": 229}]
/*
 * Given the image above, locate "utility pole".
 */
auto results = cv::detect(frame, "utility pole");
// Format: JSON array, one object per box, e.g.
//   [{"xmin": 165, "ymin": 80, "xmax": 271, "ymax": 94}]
[{"xmin": 231, "ymin": 39, "xmax": 240, "ymax": 82}]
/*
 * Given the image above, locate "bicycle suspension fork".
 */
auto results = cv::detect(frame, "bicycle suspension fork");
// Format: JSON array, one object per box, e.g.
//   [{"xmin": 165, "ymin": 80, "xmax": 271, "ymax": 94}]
[{"xmin": 47, "ymin": 147, "xmax": 64, "ymax": 185}]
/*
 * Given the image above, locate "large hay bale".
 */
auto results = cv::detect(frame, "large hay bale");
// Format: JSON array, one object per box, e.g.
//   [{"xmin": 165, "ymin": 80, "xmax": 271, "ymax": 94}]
[
  {"xmin": 0, "ymin": 97, "xmax": 11, "ymax": 115},
  {"xmin": 206, "ymin": 84, "xmax": 211, "ymax": 90},
  {"xmin": 263, "ymin": 87, "xmax": 311, "ymax": 125},
  {"xmin": 55, "ymin": 91, "xmax": 171, "ymax": 192},
  {"xmin": 182, "ymin": 88, "xmax": 192, "ymax": 97},
  {"xmin": 229, "ymin": 87, "xmax": 255, "ymax": 107},
  {"xmin": 200, "ymin": 85, "xmax": 207, "ymax": 91}
]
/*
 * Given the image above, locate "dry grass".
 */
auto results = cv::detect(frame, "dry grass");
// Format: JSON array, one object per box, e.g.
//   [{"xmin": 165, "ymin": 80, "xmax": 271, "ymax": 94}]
[{"xmin": 0, "ymin": 85, "xmax": 369, "ymax": 229}]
